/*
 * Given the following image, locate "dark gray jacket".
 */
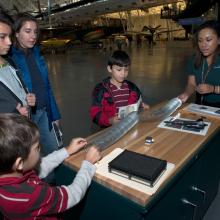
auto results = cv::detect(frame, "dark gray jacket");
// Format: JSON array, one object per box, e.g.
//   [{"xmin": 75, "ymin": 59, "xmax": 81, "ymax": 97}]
[{"xmin": 0, "ymin": 58, "xmax": 27, "ymax": 114}]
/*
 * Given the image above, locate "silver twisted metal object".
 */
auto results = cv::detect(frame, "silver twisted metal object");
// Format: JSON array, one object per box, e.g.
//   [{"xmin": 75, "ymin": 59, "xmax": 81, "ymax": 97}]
[
  {"xmin": 88, "ymin": 111, "xmax": 139, "ymax": 151},
  {"xmin": 139, "ymin": 97, "xmax": 182, "ymax": 122},
  {"xmin": 88, "ymin": 98, "xmax": 182, "ymax": 151}
]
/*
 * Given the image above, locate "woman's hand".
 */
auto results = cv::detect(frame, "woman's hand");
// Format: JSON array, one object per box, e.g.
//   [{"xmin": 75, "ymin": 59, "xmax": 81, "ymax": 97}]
[
  {"xmin": 179, "ymin": 75, "xmax": 197, "ymax": 103},
  {"xmin": 16, "ymin": 103, "xmax": 29, "ymax": 117},
  {"xmin": 178, "ymin": 93, "xmax": 189, "ymax": 103},
  {"xmin": 196, "ymin": 84, "xmax": 214, "ymax": 94},
  {"xmin": 26, "ymin": 93, "xmax": 36, "ymax": 106}
]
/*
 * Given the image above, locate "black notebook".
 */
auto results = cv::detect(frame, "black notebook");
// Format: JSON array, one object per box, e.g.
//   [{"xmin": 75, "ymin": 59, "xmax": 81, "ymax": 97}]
[{"xmin": 108, "ymin": 150, "xmax": 167, "ymax": 187}]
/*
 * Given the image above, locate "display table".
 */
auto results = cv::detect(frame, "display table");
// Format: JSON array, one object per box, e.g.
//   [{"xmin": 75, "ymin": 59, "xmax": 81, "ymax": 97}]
[{"xmin": 56, "ymin": 105, "xmax": 220, "ymax": 220}]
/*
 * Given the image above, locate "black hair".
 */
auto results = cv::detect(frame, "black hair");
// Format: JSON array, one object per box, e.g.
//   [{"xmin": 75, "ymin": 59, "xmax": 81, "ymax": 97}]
[
  {"xmin": 108, "ymin": 50, "xmax": 131, "ymax": 67},
  {"xmin": 0, "ymin": 9, "xmax": 13, "ymax": 27},
  {"xmin": 0, "ymin": 113, "xmax": 39, "ymax": 174},
  {"xmin": 195, "ymin": 20, "xmax": 220, "ymax": 39},
  {"xmin": 194, "ymin": 20, "xmax": 220, "ymax": 68}
]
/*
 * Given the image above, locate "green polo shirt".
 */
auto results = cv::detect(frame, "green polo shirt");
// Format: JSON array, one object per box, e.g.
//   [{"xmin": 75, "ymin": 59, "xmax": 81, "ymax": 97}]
[{"xmin": 186, "ymin": 55, "xmax": 220, "ymax": 104}]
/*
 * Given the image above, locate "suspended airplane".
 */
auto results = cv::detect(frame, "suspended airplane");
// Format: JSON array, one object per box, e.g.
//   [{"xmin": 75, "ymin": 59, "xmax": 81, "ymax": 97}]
[
  {"xmin": 0, "ymin": 0, "xmax": 182, "ymax": 51},
  {"xmin": 83, "ymin": 29, "xmax": 105, "ymax": 42},
  {"xmin": 35, "ymin": 0, "xmax": 180, "ymax": 27}
]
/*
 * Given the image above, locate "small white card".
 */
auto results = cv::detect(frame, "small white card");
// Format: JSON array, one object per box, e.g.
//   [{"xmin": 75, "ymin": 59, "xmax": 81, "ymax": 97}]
[{"xmin": 184, "ymin": 103, "xmax": 220, "ymax": 118}]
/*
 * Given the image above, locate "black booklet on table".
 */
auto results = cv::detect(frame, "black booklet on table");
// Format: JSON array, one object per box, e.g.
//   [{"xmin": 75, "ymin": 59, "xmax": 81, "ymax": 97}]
[{"xmin": 108, "ymin": 150, "xmax": 167, "ymax": 187}]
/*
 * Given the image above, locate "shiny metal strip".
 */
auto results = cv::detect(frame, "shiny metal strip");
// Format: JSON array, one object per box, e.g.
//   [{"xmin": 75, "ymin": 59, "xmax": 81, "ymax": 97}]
[{"xmin": 88, "ymin": 98, "xmax": 182, "ymax": 150}]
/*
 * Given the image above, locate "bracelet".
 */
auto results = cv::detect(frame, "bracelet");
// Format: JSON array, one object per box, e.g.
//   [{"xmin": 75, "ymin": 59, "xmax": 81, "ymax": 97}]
[{"xmin": 215, "ymin": 86, "xmax": 220, "ymax": 94}]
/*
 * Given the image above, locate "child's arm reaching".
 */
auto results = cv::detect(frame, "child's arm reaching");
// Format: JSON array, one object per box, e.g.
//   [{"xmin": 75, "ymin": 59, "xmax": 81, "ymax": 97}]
[
  {"xmin": 63, "ymin": 146, "xmax": 101, "ymax": 208},
  {"xmin": 31, "ymin": 141, "xmax": 100, "ymax": 216},
  {"xmin": 39, "ymin": 138, "xmax": 87, "ymax": 179}
]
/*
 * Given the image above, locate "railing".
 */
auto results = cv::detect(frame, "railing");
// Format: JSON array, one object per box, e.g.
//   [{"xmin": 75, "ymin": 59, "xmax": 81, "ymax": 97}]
[{"xmin": 160, "ymin": 7, "xmax": 183, "ymax": 19}]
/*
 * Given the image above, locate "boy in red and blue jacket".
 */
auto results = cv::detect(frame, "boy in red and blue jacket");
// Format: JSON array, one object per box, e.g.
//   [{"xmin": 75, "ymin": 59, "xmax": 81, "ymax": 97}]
[{"xmin": 90, "ymin": 50, "xmax": 149, "ymax": 127}]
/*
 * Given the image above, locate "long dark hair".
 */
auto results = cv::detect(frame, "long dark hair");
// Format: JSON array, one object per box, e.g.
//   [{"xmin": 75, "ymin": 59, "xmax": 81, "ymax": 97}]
[
  {"xmin": 194, "ymin": 20, "xmax": 220, "ymax": 69},
  {"xmin": 13, "ymin": 13, "xmax": 39, "ymax": 48}
]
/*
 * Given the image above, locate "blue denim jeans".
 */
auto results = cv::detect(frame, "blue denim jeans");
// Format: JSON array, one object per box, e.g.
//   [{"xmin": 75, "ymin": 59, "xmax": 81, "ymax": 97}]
[{"xmin": 31, "ymin": 108, "xmax": 58, "ymax": 156}]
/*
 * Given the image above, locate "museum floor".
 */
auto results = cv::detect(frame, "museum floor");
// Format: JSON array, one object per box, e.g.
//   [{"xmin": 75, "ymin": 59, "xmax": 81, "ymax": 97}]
[{"xmin": 45, "ymin": 40, "xmax": 219, "ymax": 220}]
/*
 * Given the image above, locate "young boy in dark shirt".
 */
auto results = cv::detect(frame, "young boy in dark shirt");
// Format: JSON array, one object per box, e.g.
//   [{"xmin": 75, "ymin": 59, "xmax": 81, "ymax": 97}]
[{"xmin": 90, "ymin": 50, "xmax": 149, "ymax": 127}]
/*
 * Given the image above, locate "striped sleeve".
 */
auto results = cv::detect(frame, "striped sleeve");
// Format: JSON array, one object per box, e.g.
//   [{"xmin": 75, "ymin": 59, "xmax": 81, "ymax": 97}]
[{"xmin": 0, "ymin": 179, "xmax": 68, "ymax": 219}]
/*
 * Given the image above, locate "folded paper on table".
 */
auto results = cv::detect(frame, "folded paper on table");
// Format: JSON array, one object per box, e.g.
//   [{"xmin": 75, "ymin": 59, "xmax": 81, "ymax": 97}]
[
  {"xmin": 118, "ymin": 97, "xmax": 142, "ymax": 119},
  {"xmin": 95, "ymin": 148, "xmax": 175, "ymax": 196}
]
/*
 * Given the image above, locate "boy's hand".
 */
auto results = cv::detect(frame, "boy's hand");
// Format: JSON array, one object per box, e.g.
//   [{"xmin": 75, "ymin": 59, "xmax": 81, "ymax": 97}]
[
  {"xmin": 66, "ymin": 138, "xmax": 87, "ymax": 155},
  {"xmin": 109, "ymin": 115, "xmax": 120, "ymax": 125},
  {"xmin": 52, "ymin": 120, "xmax": 60, "ymax": 127},
  {"xmin": 85, "ymin": 146, "xmax": 101, "ymax": 164},
  {"xmin": 142, "ymin": 102, "xmax": 150, "ymax": 110},
  {"xmin": 26, "ymin": 93, "xmax": 36, "ymax": 106}
]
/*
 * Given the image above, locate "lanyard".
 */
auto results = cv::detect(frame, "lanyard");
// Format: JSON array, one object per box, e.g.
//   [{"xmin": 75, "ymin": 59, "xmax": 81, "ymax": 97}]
[
  {"xmin": 200, "ymin": 59, "xmax": 213, "ymax": 104},
  {"xmin": 201, "ymin": 59, "xmax": 211, "ymax": 83}
]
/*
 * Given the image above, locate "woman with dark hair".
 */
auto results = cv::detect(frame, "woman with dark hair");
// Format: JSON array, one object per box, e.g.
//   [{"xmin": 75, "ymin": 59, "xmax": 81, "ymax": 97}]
[
  {"xmin": 10, "ymin": 13, "xmax": 61, "ymax": 156},
  {"xmin": 179, "ymin": 20, "xmax": 220, "ymax": 107},
  {"xmin": 0, "ymin": 10, "xmax": 35, "ymax": 116}
]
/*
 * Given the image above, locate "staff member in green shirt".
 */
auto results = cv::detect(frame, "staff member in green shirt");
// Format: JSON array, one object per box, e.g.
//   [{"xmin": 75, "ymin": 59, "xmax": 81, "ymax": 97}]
[{"xmin": 179, "ymin": 20, "xmax": 220, "ymax": 107}]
